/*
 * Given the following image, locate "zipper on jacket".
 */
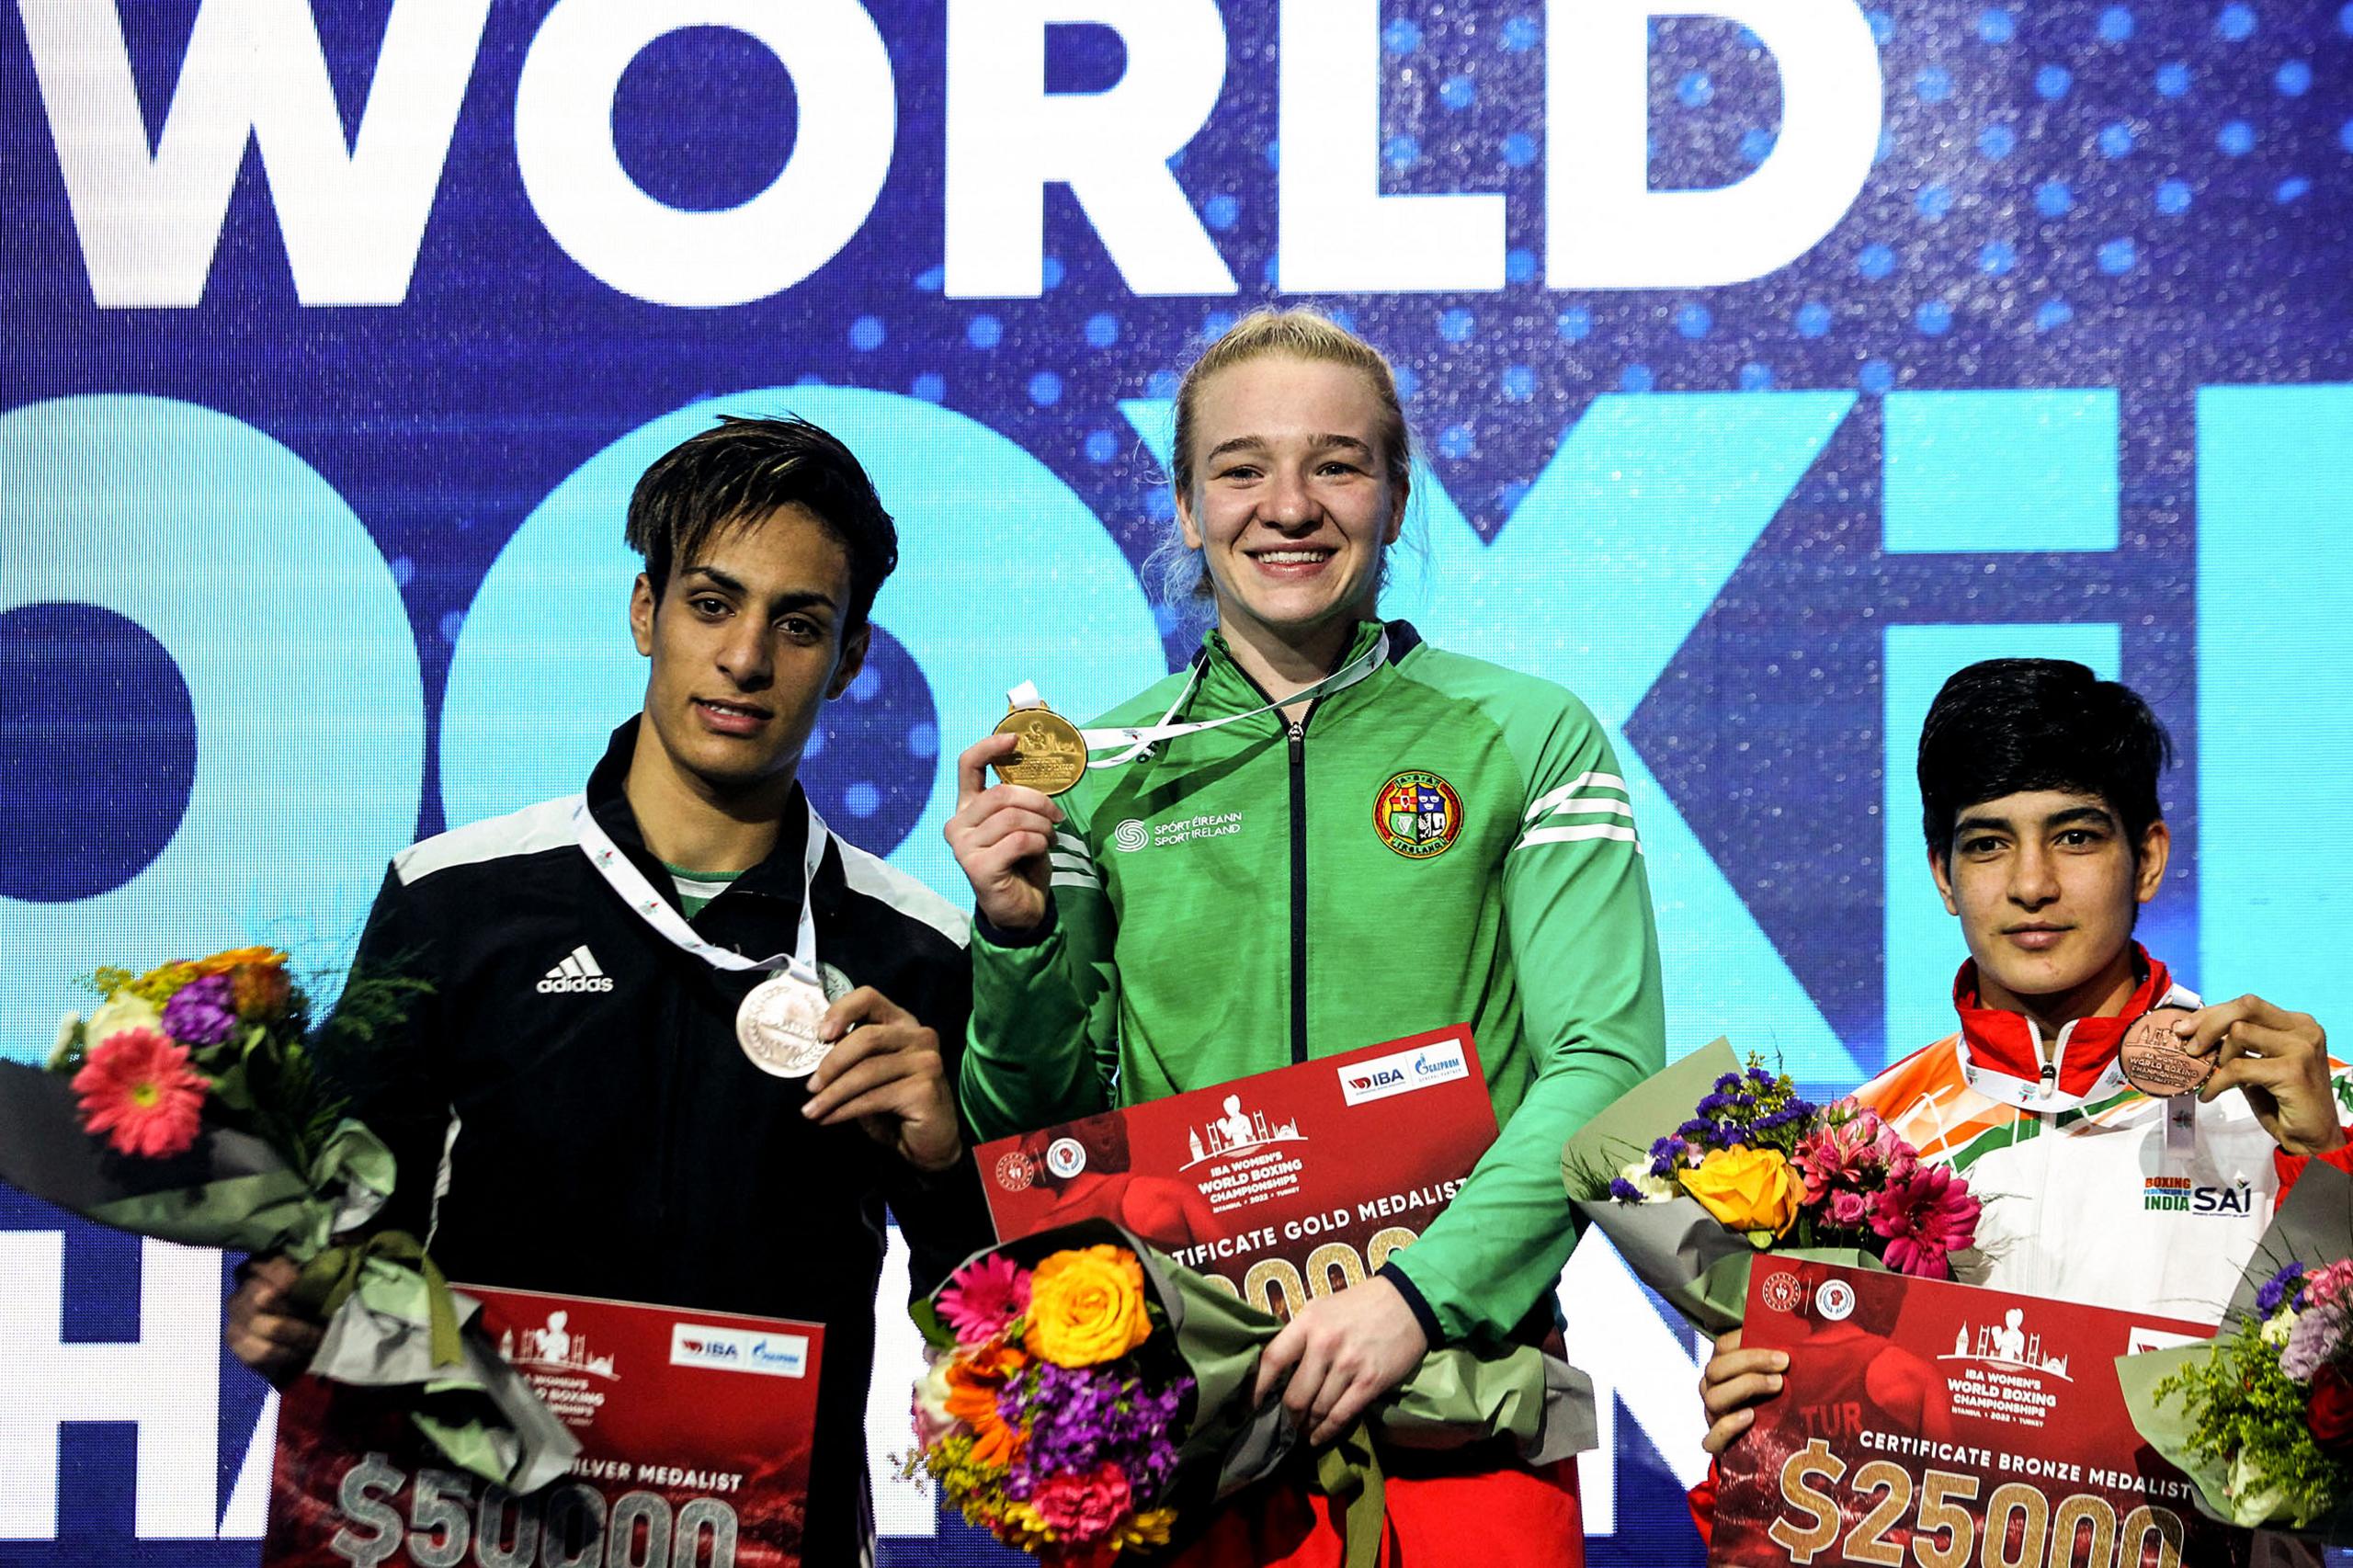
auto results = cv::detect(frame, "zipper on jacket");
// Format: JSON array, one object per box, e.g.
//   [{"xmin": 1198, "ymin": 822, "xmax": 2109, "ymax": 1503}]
[
  {"xmin": 1217, "ymin": 645, "xmax": 1323, "ymax": 1066},
  {"xmin": 1288, "ymin": 717, "xmax": 1309, "ymax": 1064}
]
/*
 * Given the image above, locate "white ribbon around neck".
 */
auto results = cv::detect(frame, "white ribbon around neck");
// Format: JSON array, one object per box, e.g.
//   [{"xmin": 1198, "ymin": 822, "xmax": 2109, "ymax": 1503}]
[
  {"xmin": 1008, "ymin": 630, "xmax": 1390, "ymax": 770},
  {"xmin": 573, "ymin": 794, "xmax": 824, "ymax": 983}
]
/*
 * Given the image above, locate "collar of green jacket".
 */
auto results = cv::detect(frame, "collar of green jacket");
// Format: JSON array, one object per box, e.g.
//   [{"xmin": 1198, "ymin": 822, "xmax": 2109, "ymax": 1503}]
[{"xmin": 1191, "ymin": 618, "xmax": 1401, "ymax": 724}]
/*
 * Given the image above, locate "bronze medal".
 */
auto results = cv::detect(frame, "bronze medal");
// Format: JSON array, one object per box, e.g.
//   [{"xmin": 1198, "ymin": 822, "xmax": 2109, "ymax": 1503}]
[
  {"xmin": 736, "ymin": 971, "xmax": 833, "ymax": 1078},
  {"xmin": 2118, "ymin": 1006, "xmax": 2212, "ymax": 1097},
  {"xmin": 990, "ymin": 704, "xmax": 1088, "ymax": 796}
]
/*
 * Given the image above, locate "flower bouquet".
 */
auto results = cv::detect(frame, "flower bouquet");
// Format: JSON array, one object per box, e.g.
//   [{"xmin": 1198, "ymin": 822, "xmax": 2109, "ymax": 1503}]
[
  {"xmin": 906, "ymin": 1220, "xmax": 1592, "ymax": 1568},
  {"xmin": 2116, "ymin": 1157, "xmax": 2353, "ymax": 1538},
  {"xmin": 0, "ymin": 949, "xmax": 574, "ymax": 1492},
  {"xmin": 1562, "ymin": 1038, "xmax": 1982, "ymax": 1334}
]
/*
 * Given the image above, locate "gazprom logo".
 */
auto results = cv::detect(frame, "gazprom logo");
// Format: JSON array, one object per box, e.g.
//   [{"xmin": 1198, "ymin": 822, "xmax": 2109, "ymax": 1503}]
[
  {"xmin": 669, "ymin": 1324, "xmax": 810, "ymax": 1379},
  {"xmin": 1338, "ymin": 1039, "xmax": 1471, "ymax": 1106}
]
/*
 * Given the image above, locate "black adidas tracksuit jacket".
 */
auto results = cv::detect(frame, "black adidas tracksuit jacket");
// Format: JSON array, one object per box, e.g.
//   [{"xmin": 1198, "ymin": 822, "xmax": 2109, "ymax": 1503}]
[{"xmin": 336, "ymin": 719, "xmax": 992, "ymax": 1566}]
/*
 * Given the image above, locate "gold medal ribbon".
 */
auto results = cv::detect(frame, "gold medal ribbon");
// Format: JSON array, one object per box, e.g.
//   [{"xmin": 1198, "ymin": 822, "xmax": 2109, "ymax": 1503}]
[{"xmin": 1007, "ymin": 628, "xmax": 1392, "ymax": 772}]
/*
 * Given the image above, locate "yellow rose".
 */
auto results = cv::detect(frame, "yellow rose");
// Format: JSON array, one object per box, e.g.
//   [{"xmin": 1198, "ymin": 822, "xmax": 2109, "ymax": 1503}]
[
  {"xmin": 1022, "ymin": 1244, "xmax": 1152, "ymax": 1368},
  {"xmin": 1678, "ymin": 1145, "xmax": 1804, "ymax": 1238}
]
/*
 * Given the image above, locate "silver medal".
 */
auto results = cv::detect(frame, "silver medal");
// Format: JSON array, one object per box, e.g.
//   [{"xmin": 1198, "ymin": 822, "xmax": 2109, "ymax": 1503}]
[
  {"xmin": 818, "ymin": 961, "xmax": 854, "ymax": 1005},
  {"xmin": 736, "ymin": 971, "xmax": 833, "ymax": 1078}
]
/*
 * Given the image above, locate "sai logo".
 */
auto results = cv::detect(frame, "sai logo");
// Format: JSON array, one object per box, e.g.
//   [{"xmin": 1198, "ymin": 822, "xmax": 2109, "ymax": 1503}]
[
  {"xmin": 1112, "ymin": 819, "xmax": 1151, "ymax": 853},
  {"xmin": 1045, "ymin": 1136, "xmax": 1087, "ymax": 1178},
  {"xmin": 1373, "ymin": 770, "xmax": 1463, "ymax": 859}
]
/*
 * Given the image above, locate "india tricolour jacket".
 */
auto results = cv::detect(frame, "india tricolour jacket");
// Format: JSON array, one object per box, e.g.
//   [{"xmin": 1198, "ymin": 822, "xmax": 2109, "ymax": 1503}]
[
  {"xmin": 1860, "ymin": 949, "xmax": 2352, "ymax": 1324},
  {"xmin": 961, "ymin": 619, "xmax": 1667, "ymax": 1346}
]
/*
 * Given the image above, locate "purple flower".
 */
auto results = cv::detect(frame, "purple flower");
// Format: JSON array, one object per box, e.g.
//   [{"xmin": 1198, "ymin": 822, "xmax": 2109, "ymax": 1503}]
[
  {"xmin": 1001, "ymin": 1361, "xmax": 1192, "ymax": 1503},
  {"xmin": 1608, "ymin": 1177, "xmax": 1646, "ymax": 1202},
  {"xmin": 160, "ymin": 974, "xmax": 237, "ymax": 1047},
  {"xmin": 2258, "ymin": 1263, "xmax": 2309, "ymax": 1320},
  {"xmin": 2285, "ymin": 1304, "xmax": 2347, "ymax": 1382},
  {"xmin": 1695, "ymin": 1093, "xmax": 1732, "ymax": 1117}
]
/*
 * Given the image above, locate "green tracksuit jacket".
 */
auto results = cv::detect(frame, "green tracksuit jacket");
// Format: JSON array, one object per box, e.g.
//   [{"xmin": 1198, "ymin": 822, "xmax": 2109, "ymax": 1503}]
[{"xmin": 962, "ymin": 619, "xmax": 1666, "ymax": 1346}]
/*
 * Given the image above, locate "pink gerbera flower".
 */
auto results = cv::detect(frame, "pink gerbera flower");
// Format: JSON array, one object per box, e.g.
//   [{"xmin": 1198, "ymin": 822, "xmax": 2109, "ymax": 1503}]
[
  {"xmin": 937, "ymin": 1253, "xmax": 1033, "ymax": 1345},
  {"xmin": 1870, "ymin": 1162, "xmax": 1980, "ymax": 1278},
  {"xmin": 72, "ymin": 1028, "xmax": 208, "ymax": 1158}
]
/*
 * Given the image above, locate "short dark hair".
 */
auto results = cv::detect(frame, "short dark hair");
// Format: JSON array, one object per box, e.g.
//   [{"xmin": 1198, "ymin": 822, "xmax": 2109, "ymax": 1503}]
[
  {"xmin": 625, "ymin": 415, "xmax": 899, "ymax": 636},
  {"xmin": 1918, "ymin": 658, "xmax": 2173, "ymax": 862}
]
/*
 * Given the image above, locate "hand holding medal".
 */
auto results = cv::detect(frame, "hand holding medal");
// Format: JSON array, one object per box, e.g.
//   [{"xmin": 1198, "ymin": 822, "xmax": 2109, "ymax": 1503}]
[
  {"xmin": 947, "ymin": 698, "xmax": 1070, "ymax": 937},
  {"xmin": 2118, "ymin": 1006, "xmax": 2211, "ymax": 1097},
  {"xmin": 2164, "ymin": 994, "xmax": 2347, "ymax": 1157},
  {"xmin": 798, "ymin": 982, "xmax": 964, "ymax": 1172}
]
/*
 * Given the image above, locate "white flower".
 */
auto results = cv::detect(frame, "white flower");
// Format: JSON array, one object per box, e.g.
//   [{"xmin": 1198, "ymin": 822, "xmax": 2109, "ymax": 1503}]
[
  {"xmin": 1618, "ymin": 1159, "xmax": 1680, "ymax": 1203},
  {"xmin": 48, "ymin": 1011, "xmax": 83, "ymax": 1070},
  {"xmin": 911, "ymin": 1353, "xmax": 957, "ymax": 1443},
  {"xmin": 84, "ymin": 992, "xmax": 162, "ymax": 1049},
  {"xmin": 2261, "ymin": 1307, "xmax": 2302, "ymax": 1346}
]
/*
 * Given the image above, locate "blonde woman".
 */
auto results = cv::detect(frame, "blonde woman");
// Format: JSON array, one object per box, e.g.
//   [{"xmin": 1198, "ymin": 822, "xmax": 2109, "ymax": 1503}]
[{"xmin": 948, "ymin": 310, "xmax": 1665, "ymax": 1562}]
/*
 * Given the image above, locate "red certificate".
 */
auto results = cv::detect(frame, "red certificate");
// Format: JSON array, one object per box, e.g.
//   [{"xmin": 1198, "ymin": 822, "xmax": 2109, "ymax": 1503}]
[
  {"xmin": 262, "ymin": 1283, "xmax": 824, "ymax": 1568},
  {"xmin": 976, "ymin": 1024, "xmax": 1497, "ymax": 1318},
  {"xmin": 1710, "ymin": 1258, "xmax": 2237, "ymax": 1567}
]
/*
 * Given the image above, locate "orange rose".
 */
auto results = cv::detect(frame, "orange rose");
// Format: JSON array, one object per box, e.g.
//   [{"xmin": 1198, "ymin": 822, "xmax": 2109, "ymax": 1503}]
[
  {"xmin": 195, "ymin": 946, "xmax": 287, "ymax": 976},
  {"xmin": 228, "ymin": 961, "xmax": 291, "ymax": 1021},
  {"xmin": 1678, "ymin": 1145, "xmax": 1804, "ymax": 1238},
  {"xmin": 182, "ymin": 949, "xmax": 290, "ymax": 1020},
  {"xmin": 1023, "ymin": 1245, "xmax": 1153, "ymax": 1368}
]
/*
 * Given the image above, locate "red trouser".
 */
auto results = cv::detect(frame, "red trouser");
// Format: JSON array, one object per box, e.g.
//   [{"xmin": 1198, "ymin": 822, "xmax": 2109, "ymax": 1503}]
[{"xmin": 1165, "ymin": 1459, "xmax": 1585, "ymax": 1568}]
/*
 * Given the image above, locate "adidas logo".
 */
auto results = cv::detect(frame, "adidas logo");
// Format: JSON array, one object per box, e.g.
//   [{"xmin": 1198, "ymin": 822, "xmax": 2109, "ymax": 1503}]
[{"xmin": 537, "ymin": 944, "xmax": 614, "ymax": 994}]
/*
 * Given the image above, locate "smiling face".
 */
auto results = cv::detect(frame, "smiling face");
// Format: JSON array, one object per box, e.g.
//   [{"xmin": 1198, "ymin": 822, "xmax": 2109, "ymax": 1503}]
[
  {"xmin": 629, "ymin": 503, "xmax": 865, "ymax": 807},
  {"xmin": 1176, "ymin": 354, "xmax": 1406, "ymax": 673},
  {"xmin": 1930, "ymin": 788, "xmax": 2169, "ymax": 1025}
]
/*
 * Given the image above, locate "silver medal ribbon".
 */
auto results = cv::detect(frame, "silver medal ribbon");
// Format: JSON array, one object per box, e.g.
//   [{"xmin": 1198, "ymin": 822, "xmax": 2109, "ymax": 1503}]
[
  {"xmin": 572, "ymin": 793, "xmax": 824, "ymax": 984},
  {"xmin": 1009, "ymin": 628, "xmax": 1391, "ymax": 771}
]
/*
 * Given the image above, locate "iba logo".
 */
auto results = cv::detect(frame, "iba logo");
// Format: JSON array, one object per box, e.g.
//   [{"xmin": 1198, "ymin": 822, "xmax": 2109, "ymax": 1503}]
[
  {"xmin": 668, "ymin": 1323, "xmax": 810, "ymax": 1378},
  {"xmin": 1374, "ymin": 770, "xmax": 1462, "ymax": 859},
  {"xmin": 1337, "ymin": 1038, "xmax": 1472, "ymax": 1106}
]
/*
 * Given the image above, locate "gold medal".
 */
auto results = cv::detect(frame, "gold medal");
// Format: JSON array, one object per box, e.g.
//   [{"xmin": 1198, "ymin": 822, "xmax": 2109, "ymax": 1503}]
[
  {"xmin": 991, "ymin": 703, "xmax": 1088, "ymax": 796},
  {"xmin": 2118, "ymin": 1006, "xmax": 2212, "ymax": 1098}
]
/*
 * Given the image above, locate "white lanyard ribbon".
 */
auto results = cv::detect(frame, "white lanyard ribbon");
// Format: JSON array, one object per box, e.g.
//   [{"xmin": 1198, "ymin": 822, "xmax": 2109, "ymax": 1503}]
[
  {"xmin": 1011, "ymin": 630, "xmax": 1390, "ymax": 770},
  {"xmin": 572, "ymin": 794, "xmax": 825, "ymax": 983}
]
